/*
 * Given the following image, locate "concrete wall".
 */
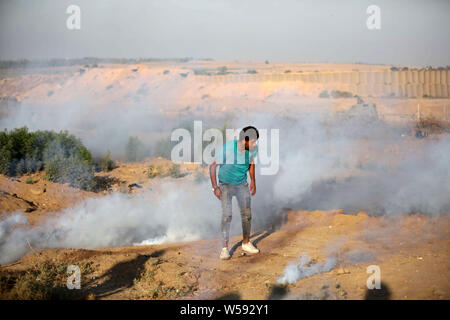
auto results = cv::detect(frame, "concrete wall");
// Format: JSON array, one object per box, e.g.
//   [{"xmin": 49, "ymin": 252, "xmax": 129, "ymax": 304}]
[{"xmin": 196, "ymin": 69, "xmax": 450, "ymax": 98}]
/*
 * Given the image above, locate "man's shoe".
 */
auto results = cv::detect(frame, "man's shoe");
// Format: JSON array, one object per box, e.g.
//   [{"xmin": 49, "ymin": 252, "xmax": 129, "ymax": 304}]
[
  {"xmin": 220, "ymin": 247, "xmax": 231, "ymax": 260},
  {"xmin": 242, "ymin": 242, "xmax": 260, "ymax": 254}
]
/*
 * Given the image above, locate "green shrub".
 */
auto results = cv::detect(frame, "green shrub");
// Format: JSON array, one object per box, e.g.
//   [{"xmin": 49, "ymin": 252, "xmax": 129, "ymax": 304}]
[
  {"xmin": 25, "ymin": 177, "xmax": 34, "ymax": 184},
  {"xmin": 168, "ymin": 164, "xmax": 181, "ymax": 178},
  {"xmin": 126, "ymin": 136, "xmax": 148, "ymax": 162},
  {"xmin": 0, "ymin": 127, "xmax": 97, "ymax": 191},
  {"xmin": 43, "ymin": 138, "xmax": 95, "ymax": 191},
  {"xmin": 0, "ymin": 127, "xmax": 72, "ymax": 176},
  {"xmin": 99, "ymin": 150, "xmax": 115, "ymax": 172}
]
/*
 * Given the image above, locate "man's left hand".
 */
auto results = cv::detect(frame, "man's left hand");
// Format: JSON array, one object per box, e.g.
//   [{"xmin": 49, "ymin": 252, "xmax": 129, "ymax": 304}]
[{"xmin": 250, "ymin": 182, "xmax": 256, "ymax": 196}]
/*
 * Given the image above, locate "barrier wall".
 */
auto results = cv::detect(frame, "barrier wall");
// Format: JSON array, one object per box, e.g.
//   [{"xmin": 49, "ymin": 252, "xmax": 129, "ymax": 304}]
[{"xmin": 196, "ymin": 69, "xmax": 450, "ymax": 98}]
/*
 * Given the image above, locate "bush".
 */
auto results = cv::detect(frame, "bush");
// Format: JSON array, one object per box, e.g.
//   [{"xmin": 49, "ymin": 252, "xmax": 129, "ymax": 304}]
[
  {"xmin": 330, "ymin": 90, "xmax": 353, "ymax": 98},
  {"xmin": 193, "ymin": 68, "xmax": 211, "ymax": 76},
  {"xmin": 0, "ymin": 127, "xmax": 84, "ymax": 176},
  {"xmin": 126, "ymin": 136, "xmax": 148, "ymax": 162},
  {"xmin": 99, "ymin": 150, "xmax": 115, "ymax": 172},
  {"xmin": 25, "ymin": 177, "xmax": 34, "ymax": 184},
  {"xmin": 319, "ymin": 90, "xmax": 330, "ymax": 98},
  {"xmin": 217, "ymin": 66, "xmax": 228, "ymax": 75},
  {"xmin": 43, "ymin": 138, "xmax": 95, "ymax": 191},
  {"xmin": 0, "ymin": 127, "xmax": 97, "ymax": 191}
]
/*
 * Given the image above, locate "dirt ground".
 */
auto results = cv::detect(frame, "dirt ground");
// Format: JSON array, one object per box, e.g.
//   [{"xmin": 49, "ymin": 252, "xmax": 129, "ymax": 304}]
[
  {"xmin": 0, "ymin": 206, "xmax": 448, "ymax": 300},
  {"xmin": 0, "ymin": 159, "xmax": 448, "ymax": 300}
]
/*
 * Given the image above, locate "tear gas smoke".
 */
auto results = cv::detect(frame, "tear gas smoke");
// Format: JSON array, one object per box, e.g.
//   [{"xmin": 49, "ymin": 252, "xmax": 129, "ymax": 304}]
[
  {"xmin": 277, "ymin": 253, "xmax": 337, "ymax": 284},
  {"xmin": 1, "ymin": 78, "xmax": 449, "ymax": 265}
]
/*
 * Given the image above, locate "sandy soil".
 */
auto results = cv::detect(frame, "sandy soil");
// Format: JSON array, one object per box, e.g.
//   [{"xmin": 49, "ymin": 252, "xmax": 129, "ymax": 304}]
[{"xmin": 1, "ymin": 207, "xmax": 448, "ymax": 300}]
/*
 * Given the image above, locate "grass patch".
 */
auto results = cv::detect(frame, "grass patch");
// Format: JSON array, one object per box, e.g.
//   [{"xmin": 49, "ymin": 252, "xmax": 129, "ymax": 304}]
[
  {"xmin": 167, "ymin": 164, "xmax": 181, "ymax": 178},
  {"xmin": 133, "ymin": 262, "xmax": 196, "ymax": 299},
  {"xmin": 98, "ymin": 150, "xmax": 115, "ymax": 172},
  {"xmin": 147, "ymin": 165, "xmax": 163, "ymax": 179},
  {"xmin": 25, "ymin": 177, "xmax": 34, "ymax": 184},
  {"xmin": 0, "ymin": 260, "xmax": 94, "ymax": 300}
]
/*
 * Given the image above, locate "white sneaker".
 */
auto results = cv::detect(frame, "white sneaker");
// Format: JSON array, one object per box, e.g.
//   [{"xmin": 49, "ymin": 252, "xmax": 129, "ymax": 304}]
[
  {"xmin": 242, "ymin": 242, "xmax": 260, "ymax": 254},
  {"xmin": 220, "ymin": 247, "xmax": 231, "ymax": 260}
]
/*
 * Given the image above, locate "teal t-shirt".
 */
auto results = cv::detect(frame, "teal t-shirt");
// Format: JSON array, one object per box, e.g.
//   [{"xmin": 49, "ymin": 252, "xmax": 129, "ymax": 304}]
[{"xmin": 216, "ymin": 140, "xmax": 258, "ymax": 185}]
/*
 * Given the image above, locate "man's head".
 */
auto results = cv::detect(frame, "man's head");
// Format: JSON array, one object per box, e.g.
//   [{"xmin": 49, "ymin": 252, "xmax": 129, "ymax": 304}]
[{"xmin": 239, "ymin": 126, "xmax": 259, "ymax": 151}]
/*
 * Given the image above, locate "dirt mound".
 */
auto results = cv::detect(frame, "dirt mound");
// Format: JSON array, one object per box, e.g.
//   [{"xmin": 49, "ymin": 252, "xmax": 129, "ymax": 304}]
[{"xmin": 0, "ymin": 173, "xmax": 97, "ymax": 225}]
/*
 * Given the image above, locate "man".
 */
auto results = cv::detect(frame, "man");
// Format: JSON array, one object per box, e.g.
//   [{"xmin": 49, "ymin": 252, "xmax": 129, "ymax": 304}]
[{"xmin": 209, "ymin": 126, "xmax": 260, "ymax": 260}]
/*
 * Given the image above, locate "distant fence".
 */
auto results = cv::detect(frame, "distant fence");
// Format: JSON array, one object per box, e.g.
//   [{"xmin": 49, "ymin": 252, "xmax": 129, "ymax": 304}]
[
  {"xmin": 196, "ymin": 69, "xmax": 450, "ymax": 98},
  {"xmin": 380, "ymin": 102, "xmax": 449, "ymax": 122}
]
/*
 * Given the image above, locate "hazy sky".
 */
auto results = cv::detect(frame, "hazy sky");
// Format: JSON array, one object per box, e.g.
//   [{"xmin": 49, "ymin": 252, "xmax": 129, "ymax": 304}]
[{"xmin": 0, "ymin": 0, "xmax": 449, "ymax": 65}]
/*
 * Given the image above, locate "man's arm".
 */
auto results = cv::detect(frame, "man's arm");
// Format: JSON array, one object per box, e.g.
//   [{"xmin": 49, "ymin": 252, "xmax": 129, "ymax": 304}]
[
  {"xmin": 249, "ymin": 160, "xmax": 256, "ymax": 196},
  {"xmin": 210, "ymin": 160, "xmax": 222, "ymax": 200}
]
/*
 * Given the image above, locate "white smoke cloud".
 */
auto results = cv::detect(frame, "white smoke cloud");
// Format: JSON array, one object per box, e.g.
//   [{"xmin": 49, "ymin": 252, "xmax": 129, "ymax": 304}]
[
  {"xmin": 0, "ymin": 181, "xmax": 226, "ymax": 265},
  {"xmin": 246, "ymin": 112, "xmax": 450, "ymax": 218},
  {"xmin": 1, "ymin": 71, "xmax": 449, "ymax": 266},
  {"xmin": 277, "ymin": 253, "xmax": 338, "ymax": 284}
]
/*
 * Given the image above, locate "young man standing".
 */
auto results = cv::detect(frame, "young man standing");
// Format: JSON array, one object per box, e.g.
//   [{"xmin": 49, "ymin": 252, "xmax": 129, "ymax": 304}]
[{"xmin": 209, "ymin": 126, "xmax": 260, "ymax": 260}]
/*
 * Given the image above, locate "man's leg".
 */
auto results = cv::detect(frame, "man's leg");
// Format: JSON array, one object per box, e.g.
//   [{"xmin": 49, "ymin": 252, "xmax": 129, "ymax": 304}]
[
  {"xmin": 220, "ymin": 183, "xmax": 233, "ymax": 248},
  {"xmin": 236, "ymin": 182, "xmax": 252, "ymax": 244}
]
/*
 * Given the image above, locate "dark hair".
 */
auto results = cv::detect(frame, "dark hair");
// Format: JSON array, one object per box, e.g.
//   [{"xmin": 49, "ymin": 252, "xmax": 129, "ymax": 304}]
[{"xmin": 239, "ymin": 126, "xmax": 259, "ymax": 141}]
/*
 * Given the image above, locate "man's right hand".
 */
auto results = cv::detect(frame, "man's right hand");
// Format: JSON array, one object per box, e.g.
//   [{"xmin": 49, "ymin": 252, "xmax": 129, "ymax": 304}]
[{"xmin": 214, "ymin": 187, "xmax": 222, "ymax": 200}]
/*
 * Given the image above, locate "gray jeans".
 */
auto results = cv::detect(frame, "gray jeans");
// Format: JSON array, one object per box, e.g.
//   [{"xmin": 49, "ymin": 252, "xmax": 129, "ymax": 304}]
[{"xmin": 219, "ymin": 181, "xmax": 251, "ymax": 244}]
